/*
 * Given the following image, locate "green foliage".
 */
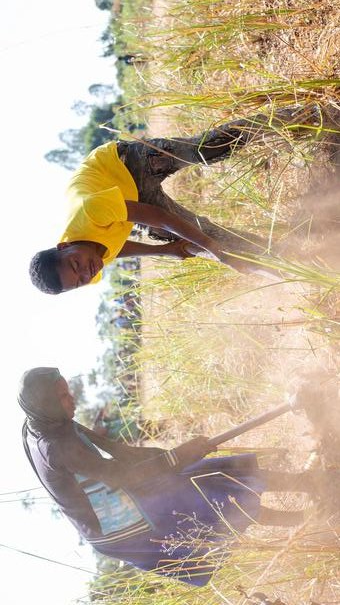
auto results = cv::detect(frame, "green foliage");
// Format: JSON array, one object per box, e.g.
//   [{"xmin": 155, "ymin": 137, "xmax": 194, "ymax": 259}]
[
  {"xmin": 95, "ymin": 0, "xmax": 113, "ymax": 10},
  {"xmin": 69, "ymin": 259, "xmax": 143, "ymax": 442},
  {"xmin": 109, "ymin": 0, "xmax": 149, "ymax": 57},
  {"xmin": 45, "ymin": 105, "xmax": 114, "ymax": 170},
  {"xmin": 100, "ymin": 22, "xmax": 116, "ymax": 57},
  {"xmin": 83, "ymin": 105, "xmax": 119, "ymax": 150},
  {"xmin": 45, "ymin": 101, "xmax": 145, "ymax": 171},
  {"xmin": 45, "ymin": 128, "xmax": 87, "ymax": 170},
  {"xmin": 45, "ymin": 0, "xmax": 149, "ymax": 171},
  {"xmin": 89, "ymin": 83, "xmax": 115, "ymax": 100}
]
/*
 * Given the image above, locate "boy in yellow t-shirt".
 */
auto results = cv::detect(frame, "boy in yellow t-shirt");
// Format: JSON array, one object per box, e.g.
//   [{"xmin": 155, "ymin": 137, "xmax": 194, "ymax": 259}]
[{"xmin": 29, "ymin": 107, "xmax": 313, "ymax": 294}]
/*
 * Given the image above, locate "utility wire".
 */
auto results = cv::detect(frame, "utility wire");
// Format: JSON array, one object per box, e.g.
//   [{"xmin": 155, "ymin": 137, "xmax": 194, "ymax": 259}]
[
  {"xmin": 0, "ymin": 542, "xmax": 98, "ymax": 576},
  {"xmin": 0, "ymin": 486, "xmax": 42, "ymax": 496},
  {"xmin": 0, "ymin": 497, "xmax": 51, "ymax": 504},
  {"xmin": 0, "ymin": 23, "xmax": 105, "ymax": 55}
]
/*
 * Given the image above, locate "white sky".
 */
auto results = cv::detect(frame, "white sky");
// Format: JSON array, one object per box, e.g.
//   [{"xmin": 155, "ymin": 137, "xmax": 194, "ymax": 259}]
[{"xmin": 0, "ymin": 1, "xmax": 119, "ymax": 603}]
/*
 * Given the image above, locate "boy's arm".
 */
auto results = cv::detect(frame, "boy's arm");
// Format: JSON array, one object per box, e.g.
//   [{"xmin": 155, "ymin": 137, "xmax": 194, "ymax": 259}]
[
  {"xmin": 117, "ymin": 239, "xmax": 198, "ymax": 259},
  {"xmin": 125, "ymin": 201, "xmax": 225, "ymax": 264}
]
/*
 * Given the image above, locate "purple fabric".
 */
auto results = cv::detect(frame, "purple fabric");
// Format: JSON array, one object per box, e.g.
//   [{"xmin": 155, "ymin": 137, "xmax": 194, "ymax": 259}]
[{"xmin": 95, "ymin": 455, "xmax": 266, "ymax": 586}]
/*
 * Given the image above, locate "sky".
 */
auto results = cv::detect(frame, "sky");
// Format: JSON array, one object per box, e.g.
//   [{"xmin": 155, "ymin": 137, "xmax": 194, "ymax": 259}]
[{"xmin": 0, "ymin": 1, "xmax": 119, "ymax": 603}]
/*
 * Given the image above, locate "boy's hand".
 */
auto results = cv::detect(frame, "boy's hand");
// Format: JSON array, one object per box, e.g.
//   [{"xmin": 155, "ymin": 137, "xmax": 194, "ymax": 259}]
[
  {"xmin": 164, "ymin": 239, "xmax": 199, "ymax": 259},
  {"xmin": 208, "ymin": 241, "xmax": 258, "ymax": 274},
  {"xmin": 171, "ymin": 436, "xmax": 216, "ymax": 467},
  {"xmin": 180, "ymin": 241, "xmax": 211, "ymax": 258}
]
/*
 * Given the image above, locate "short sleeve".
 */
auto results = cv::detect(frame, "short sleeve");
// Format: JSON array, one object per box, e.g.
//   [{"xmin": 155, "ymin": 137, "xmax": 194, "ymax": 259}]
[
  {"xmin": 83, "ymin": 187, "xmax": 128, "ymax": 226},
  {"xmin": 90, "ymin": 271, "xmax": 103, "ymax": 285}
]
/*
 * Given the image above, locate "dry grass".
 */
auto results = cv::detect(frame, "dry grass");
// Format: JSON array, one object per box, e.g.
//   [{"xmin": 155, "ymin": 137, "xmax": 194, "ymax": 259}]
[{"xmin": 92, "ymin": 1, "xmax": 340, "ymax": 603}]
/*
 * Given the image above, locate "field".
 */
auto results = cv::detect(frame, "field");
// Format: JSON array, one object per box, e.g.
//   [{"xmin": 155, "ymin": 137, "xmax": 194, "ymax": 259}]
[{"xmin": 91, "ymin": 1, "xmax": 340, "ymax": 603}]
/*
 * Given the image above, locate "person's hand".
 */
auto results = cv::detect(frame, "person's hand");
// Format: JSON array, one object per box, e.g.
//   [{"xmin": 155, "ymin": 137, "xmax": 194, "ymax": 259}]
[
  {"xmin": 171, "ymin": 240, "xmax": 220, "ymax": 260},
  {"xmin": 207, "ymin": 240, "xmax": 260, "ymax": 274},
  {"xmin": 171, "ymin": 435, "xmax": 216, "ymax": 467},
  {"xmin": 205, "ymin": 240, "xmax": 242, "ymax": 269},
  {"xmin": 180, "ymin": 241, "xmax": 212, "ymax": 258},
  {"xmin": 164, "ymin": 239, "xmax": 200, "ymax": 259}
]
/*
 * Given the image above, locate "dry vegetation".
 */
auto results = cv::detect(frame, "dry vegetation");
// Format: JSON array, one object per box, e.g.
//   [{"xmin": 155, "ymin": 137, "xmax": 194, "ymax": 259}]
[{"xmin": 92, "ymin": 1, "xmax": 340, "ymax": 603}]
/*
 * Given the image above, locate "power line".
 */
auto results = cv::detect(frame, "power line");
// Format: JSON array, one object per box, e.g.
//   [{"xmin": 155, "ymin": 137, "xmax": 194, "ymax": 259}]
[
  {"xmin": 0, "ymin": 542, "xmax": 98, "ymax": 576},
  {"xmin": 0, "ymin": 486, "xmax": 42, "ymax": 496},
  {"xmin": 0, "ymin": 496, "xmax": 50, "ymax": 504},
  {"xmin": 0, "ymin": 23, "xmax": 105, "ymax": 55}
]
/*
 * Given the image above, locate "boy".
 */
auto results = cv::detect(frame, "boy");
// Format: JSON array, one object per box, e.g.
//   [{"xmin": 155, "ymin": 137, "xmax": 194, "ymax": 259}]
[{"xmin": 30, "ymin": 107, "xmax": 316, "ymax": 294}]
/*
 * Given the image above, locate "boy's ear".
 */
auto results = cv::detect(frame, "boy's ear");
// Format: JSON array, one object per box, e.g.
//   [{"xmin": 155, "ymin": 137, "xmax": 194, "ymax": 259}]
[{"xmin": 57, "ymin": 242, "xmax": 72, "ymax": 251}]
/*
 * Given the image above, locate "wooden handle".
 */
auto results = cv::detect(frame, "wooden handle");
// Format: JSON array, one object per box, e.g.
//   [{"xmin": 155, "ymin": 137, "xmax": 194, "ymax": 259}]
[{"xmin": 208, "ymin": 402, "xmax": 294, "ymax": 447}]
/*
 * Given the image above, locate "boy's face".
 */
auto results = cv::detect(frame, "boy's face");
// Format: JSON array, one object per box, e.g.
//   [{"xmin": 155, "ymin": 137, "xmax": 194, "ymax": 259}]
[{"xmin": 56, "ymin": 243, "xmax": 104, "ymax": 291}]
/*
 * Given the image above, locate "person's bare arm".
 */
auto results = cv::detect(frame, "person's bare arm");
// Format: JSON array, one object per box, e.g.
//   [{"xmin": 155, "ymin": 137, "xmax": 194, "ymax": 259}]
[
  {"xmin": 117, "ymin": 239, "xmax": 197, "ymax": 259},
  {"xmin": 125, "ymin": 201, "xmax": 224, "ymax": 262}
]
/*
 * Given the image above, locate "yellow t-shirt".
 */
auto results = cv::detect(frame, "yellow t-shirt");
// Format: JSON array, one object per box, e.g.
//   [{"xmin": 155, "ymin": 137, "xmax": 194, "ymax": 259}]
[{"xmin": 59, "ymin": 141, "xmax": 138, "ymax": 282}]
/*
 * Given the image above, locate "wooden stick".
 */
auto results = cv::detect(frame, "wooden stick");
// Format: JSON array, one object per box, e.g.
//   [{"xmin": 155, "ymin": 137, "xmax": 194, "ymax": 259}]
[{"xmin": 209, "ymin": 401, "xmax": 295, "ymax": 447}]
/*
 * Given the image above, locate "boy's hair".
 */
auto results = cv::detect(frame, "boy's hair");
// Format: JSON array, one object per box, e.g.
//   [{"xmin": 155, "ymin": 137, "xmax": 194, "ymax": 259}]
[{"xmin": 29, "ymin": 248, "xmax": 63, "ymax": 295}]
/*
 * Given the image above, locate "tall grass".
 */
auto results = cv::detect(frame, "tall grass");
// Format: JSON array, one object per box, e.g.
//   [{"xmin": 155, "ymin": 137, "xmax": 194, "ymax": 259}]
[
  {"xmin": 93, "ymin": 0, "xmax": 340, "ymax": 602},
  {"xmin": 89, "ymin": 524, "xmax": 340, "ymax": 604},
  {"xmin": 116, "ymin": 0, "xmax": 340, "ymax": 124}
]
